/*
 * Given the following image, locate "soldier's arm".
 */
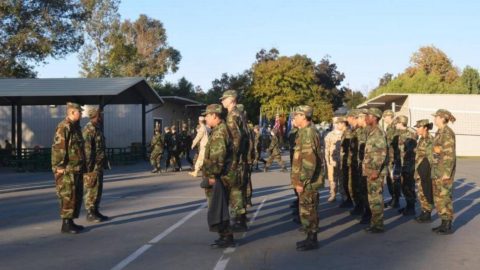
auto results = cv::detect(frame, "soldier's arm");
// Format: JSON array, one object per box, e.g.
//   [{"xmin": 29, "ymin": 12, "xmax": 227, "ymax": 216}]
[
  {"xmin": 440, "ymin": 131, "xmax": 456, "ymax": 179},
  {"xmin": 51, "ymin": 125, "xmax": 68, "ymax": 173},
  {"xmin": 94, "ymin": 131, "xmax": 106, "ymax": 172},
  {"xmin": 226, "ymin": 114, "xmax": 242, "ymax": 152},
  {"xmin": 82, "ymin": 127, "xmax": 93, "ymax": 169},
  {"xmin": 299, "ymin": 131, "xmax": 318, "ymax": 186},
  {"xmin": 203, "ymin": 132, "xmax": 226, "ymax": 178},
  {"xmin": 191, "ymin": 127, "xmax": 203, "ymax": 149},
  {"xmin": 367, "ymin": 136, "xmax": 387, "ymax": 173}
]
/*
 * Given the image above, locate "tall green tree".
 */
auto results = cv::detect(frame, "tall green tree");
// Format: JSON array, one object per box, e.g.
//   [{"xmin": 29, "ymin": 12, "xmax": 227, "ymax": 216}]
[
  {"xmin": 314, "ymin": 56, "xmax": 346, "ymax": 110},
  {"xmin": 0, "ymin": 0, "xmax": 88, "ymax": 77},
  {"xmin": 344, "ymin": 88, "xmax": 366, "ymax": 109},
  {"xmin": 461, "ymin": 66, "xmax": 480, "ymax": 94}
]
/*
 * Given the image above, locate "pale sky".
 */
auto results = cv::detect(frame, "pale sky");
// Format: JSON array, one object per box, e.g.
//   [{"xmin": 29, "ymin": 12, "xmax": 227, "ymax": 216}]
[{"xmin": 36, "ymin": 0, "xmax": 480, "ymax": 95}]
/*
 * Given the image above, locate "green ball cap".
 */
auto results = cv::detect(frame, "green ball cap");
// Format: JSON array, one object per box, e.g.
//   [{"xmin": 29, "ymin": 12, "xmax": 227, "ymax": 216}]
[
  {"xmin": 202, "ymin": 104, "xmax": 223, "ymax": 115},
  {"xmin": 219, "ymin": 90, "xmax": 238, "ymax": 100}
]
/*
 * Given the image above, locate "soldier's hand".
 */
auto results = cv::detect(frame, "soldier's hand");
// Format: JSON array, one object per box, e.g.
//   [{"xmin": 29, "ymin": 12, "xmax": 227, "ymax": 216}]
[
  {"xmin": 370, "ymin": 172, "xmax": 379, "ymax": 180},
  {"xmin": 208, "ymin": 178, "xmax": 216, "ymax": 185},
  {"xmin": 295, "ymin": 185, "xmax": 304, "ymax": 193},
  {"xmin": 56, "ymin": 168, "xmax": 65, "ymax": 174}
]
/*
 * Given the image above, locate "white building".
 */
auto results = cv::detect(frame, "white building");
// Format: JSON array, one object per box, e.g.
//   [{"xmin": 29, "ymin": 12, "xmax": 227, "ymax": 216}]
[{"xmin": 358, "ymin": 93, "xmax": 480, "ymax": 156}]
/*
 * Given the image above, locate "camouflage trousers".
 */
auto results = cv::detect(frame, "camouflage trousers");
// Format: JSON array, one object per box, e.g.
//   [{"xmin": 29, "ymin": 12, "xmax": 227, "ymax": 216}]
[
  {"xmin": 433, "ymin": 177, "xmax": 454, "ymax": 221},
  {"xmin": 327, "ymin": 164, "xmax": 344, "ymax": 198},
  {"xmin": 242, "ymin": 164, "xmax": 253, "ymax": 206},
  {"xmin": 340, "ymin": 162, "xmax": 352, "ymax": 201},
  {"xmin": 150, "ymin": 150, "xmax": 163, "ymax": 169},
  {"xmin": 367, "ymin": 176, "xmax": 384, "ymax": 229},
  {"xmin": 299, "ymin": 189, "xmax": 319, "ymax": 233},
  {"xmin": 400, "ymin": 171, "xmax": 416, "ymax": 207},
  {"xmin": 55, "ymin": 172, "xmax": 83, "ymax": 219},
  {"xmin": 265, "ymin": 152, "xmax": 285, "ymax": 169},
  {"xmin": 205, "ymin": 171, "xmax": 246, "ymax": 217},
  {"xmin": 386, "ymin": 165, "xmax": 401, "ymax": 199},
  {"xmin": 83, "ymin": 171, "xmax": 104, "ymax": 211},
  {"xmin": 349, "ymin": 166, "xmax": 362, "ymax": 206},
  {"xmin": 254, "ymin": 150, "xmax": 266, "ymax": 168},
  {"xmin": 416, "ymin": 177, "xmax": 433, "ymax": 212}
]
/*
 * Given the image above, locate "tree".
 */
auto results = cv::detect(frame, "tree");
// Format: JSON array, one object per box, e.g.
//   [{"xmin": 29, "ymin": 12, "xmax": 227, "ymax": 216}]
[
  {"xmin": 343, "ymin": 88, "xmax": 366, "ymax": 109},
  {"xmin": 379, "ymin": 73, "xmax": 393, "ymax": 87},
  {"xmin": 407, "ymin": 45, "xmax": 459, "ymax": 83},
  {"xmin": 79, "ymin": 0, "xmax": 120, "ymax": 77},
  {"xmin": 155, "ymin": 77, "xmax": 198, "ymax": 100},
  {"xmin": 314, "ymin": 56, "xmax": 346, "ymax": 111},
  {"xmin": 0, "ymin": 0, "xmax": 88, "ymax": 77},
  {"xmin": 255, "ymin": 48, "xmax": 279, "ymax": 63},
  {"xmin": 461, "ymin": 66, "xmax": 480, "ymax": 94}
]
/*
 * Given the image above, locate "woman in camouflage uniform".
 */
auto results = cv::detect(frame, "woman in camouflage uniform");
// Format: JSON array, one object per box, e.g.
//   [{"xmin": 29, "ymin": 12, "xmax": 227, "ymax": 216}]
[
  {"xmin": 431, "ymin": 109, "xmax": 456, "ymax": 235},
  {"xmin": 414, "ymin": 119, "xmax": 434, "ymax": 223}
]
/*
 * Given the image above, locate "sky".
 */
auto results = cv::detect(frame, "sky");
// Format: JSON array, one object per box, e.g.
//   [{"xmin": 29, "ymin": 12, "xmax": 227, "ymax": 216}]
[{"xmin": 36, "ymin": 0, "xmax": 480, "ymax": 95}]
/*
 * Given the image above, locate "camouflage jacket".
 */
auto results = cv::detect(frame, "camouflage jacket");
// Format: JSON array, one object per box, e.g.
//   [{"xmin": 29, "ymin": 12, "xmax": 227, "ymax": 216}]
[
  {"xmin": 432, "ymin": 125, "xmax": 456, "ymax": 180},
  {"xmin": 246, "ymin": 126, "xmax": 255, "ymax": 164},
  {"xmin": 340, "ymin": 127, "xmax": 353, "ymax": 167},
  {"xmin": 355, "ymin": 126, "xmax": 369, "ymax": 164},
  {"xmin": 362, "ymin": 126, "xmax": 387, "ymax": 178},
  {"xmin": 349, "ymin": 127, "xmax": 359, "ymax": 168},
  {"xmin": 83, "ymin": 121, "xmax": 106, "ymax": 173},
  {"xmin": 203, "ymin": 122, "xmax": 232, "ymax": 179},
  {"xmin": 178, "ymin": 130, "xmax": 192, "ymax": 149},
  {"xmin": 288, "ymin": 127, "xmax": 298, "ymax": 150},
  {"xmin": 267, "ymin": 134, "xmax": 281, "ymax": 155},
  {"xmin": 415, "ymin": 133, "xmax": 433, "ymax": 179},
  {"xmin": 226, "ymin": 107, "xmax": 246, "ymax": 166},
  {"xmin": 393, "ymin": 128, "xmax": 417, "ymax": 173},
  {"xmin": 291, "ymin": 123, "xmax": 324, "ymax": 189},
  {"xmin": 385, "ymin": 123, "xmax": 396, "ymax": 167},
  {"xmin": 324, "ymin": 130, "xmax": 343, "ymax": 166},
  {"xmin": 254, "ymin": 132, "xmax": 262, "ymax": 152},
  {"xmin": 150, "ymin": 133, "xmax": 164, "ymax": 153},
  {"xmin": 51, "ymin": 118, "xmax": 86, "ymax": 174}
]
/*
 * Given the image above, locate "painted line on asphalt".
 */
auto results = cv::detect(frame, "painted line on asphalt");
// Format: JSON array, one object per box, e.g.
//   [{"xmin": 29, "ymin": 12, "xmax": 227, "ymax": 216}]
[
  {"xmin": 110, "ymin": 202, "xmax": 207, "ymax": 270},
  {"xmin": 213, "ymin": 197, "xmax": 268, "ymax": 270}
]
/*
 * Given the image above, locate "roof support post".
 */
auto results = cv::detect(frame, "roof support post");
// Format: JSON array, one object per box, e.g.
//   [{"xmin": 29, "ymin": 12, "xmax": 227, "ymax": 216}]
[
  {"xmin": 141, "ymin": 101, "xmax": 146, "ymax": 157},
  {"xmin": 11, "ymin": 104, "xmax": 16, "ymax": 148},
  {"xmin": 16, "ymin": 104, "xmax": 22, "ymax": 158}
]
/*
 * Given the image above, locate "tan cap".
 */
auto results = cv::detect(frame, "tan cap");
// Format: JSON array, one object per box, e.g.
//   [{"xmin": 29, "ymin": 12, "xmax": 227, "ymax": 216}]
[
  {"xmin": 219, "ymin": 90, "xmax": 238, "ymax": 100},
  {"xmin": 67, "ymin": 102, "xmax": 83, "ymax": 112},
  {"xmin": 382, "ymin": 109, "xmax": 395, "ymax": 117},
  {"xmin": 335, "ymin": 116, "xmax": 347, "ymax": 123},
  {"xmin": 432, "ymin": 109, "xmax": 456, "ymax": 123},
  {"xmin": 293, "ymin": 105, "xmax": 313, "ymax": 117},
  {"xmin": 396, "ymin": 115, "xmax": 408, "ymax": 125},
  {"xmin": 202, "ymin": 104, "xmax": 223, "ymax": 115},
  {"xmin": 414, "ymin": 119, "xmax": 430, "ymax": 128}
]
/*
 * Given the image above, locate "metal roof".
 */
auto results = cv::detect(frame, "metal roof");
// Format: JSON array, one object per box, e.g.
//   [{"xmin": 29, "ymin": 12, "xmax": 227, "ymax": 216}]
[
  {"xmin": 0, "ymin": 77, "xmax": 163, "ymax": 106},
  {"xmin": 159, "ymin": 96, "xmax": 204, "ymax": 105},
  {"xmin": 357, "ymin": 93, "xmax": 408, "ymax": 108}
]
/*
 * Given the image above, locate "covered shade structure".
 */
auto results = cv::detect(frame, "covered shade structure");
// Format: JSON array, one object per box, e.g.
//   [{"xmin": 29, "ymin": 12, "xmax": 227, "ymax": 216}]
[{"xmin": 0, "ymin": 77, "xmax": 163, "ymax": 157}]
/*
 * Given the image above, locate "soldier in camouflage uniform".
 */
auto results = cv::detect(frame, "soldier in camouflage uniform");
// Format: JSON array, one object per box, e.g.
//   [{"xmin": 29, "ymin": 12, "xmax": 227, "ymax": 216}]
[
  {"xmin": 51, "ymin": 102, "xmax": 86, "ymax": 234},
  {"xmin": 202, "ymin": 104, "xmax": 236, "ymax": 248},
  {"xmin": 237, "ymin": 104, "xmax": 255, "ymax": 208},
  {"xmin": 179, "ymin": 123, "xmax": 194, "ymax": 169},
  {"xmin": 83, "ymin": 107, "xmax": 109, "ymax": 223},
  {"xmin": 339, "ymin": 112, "xmax": 355, "ymax": 208},
  {"xmin": 253, "ymin": 125, "xmax": 266, "ymax": 170},
  {"xmin": 291, "ymin": 105, "xmax": 324, "ymax": 251},
  {"xmin": 414, "ymin": 119, "xmax": 434, "ymax": 223},
  {"xmin": 383, "ymin": 110, "xmax": 401, "ymax": 208},
  {"xmin": 393, "ymin": 115, "xmax": 418, "ymax": 216},
  {"xmin": 150, "ymin": 127, "xmax": 164, "ymax": 173},
  {"xmin": 324, "ymin": 117, "xmax": 345, "ymax": 203},
  {"xmin": 346, "ymin": 110, "xmax": 362, "ymax": 212},
  {"xmin": 363, "ymin": 108, "xmax": 387, "ymax": 233},
  {"xmin": 220, "ymin": 90, "xmax": 248, "ymax": 232},
  {"xmin": 431, "ymin": 109, "xmax": 456, "ymax": 235},
  {"xmin": 166, "ymin": 125, "xmax": 182, "ymax": 171},
  {"xmin": 264, "ymin": 129, "xmax": 287, "ymax": 172},
  {"xmin": 355, "ymin": 109, "xmax": 372, "ymax": 224}
]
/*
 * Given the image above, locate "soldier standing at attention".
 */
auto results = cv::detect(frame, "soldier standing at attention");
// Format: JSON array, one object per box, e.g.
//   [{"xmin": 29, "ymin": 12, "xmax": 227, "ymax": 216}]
[
  {"xmin": 363, "ymin": 108, "xmax": 387, "ymax": 233},
  {"xmin": 356, "ymin": 109, "xmax": 372, "ymax": 224},
  {"xmin": 179, "ymin": 123, "xmax": 194, "ymax": 169},
  {"xmin": 414, "ymin": 119, "xmax": 434, "ymax": 223},
  {"xmin": 291, "ymin": 105, "xmax": 324, "ymax": 251},
  {"xmin": 253, "ymin": 125, "xmax": 266, "ymax": 170},
  {"xmin": 220, "ymin": 90, "xmax": 248, "ymax": 232},
  {"xmin": 51, "ymin": 102, "xmax": 86, "ymax": 234},
  {"xmin": 190, "ymin": 116, "xmax": 209, "ymax": 177},
  {"xmin": 149, "ymin": 127, "xmax": 164, "ymax": 173},
  {"xmin": 347, "ymin": 110, "xmax": 363, "ymax": 214},
  {"xmin": 202, "ymin": 104, "xmax": 235, "ymax": 248},
  {"xmin": 339, "ymin": 112, "xmax": 354, "ymax": 208},
  {"xmin": 324, "ymin": 117, "xmax": 344, "ymax": 203},
  {"xmin": 394, "ymin": 115, "xmax": 418, "ymax": 216},
  {"xmin": 167, "ymin": 125, "xmax": 182, "ymax": 172},
  {"xmin": 83, "ymin": 107, "xmax": 109, "ymax": 222},
  {"xmin": 431, "ymin": 109, "xmax": 456, "ymax": 235},
  {"xmin": 383, "ymin": 110, "xmax": 400, "ymax": 208},
  {"xmin": 264, "ymin": 129, "xmax": 287, "ymax": 172}
]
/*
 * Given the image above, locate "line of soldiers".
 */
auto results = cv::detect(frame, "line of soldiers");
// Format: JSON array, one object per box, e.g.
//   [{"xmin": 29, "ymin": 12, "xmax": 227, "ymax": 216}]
[
  {"xmin": 149, "ymin": 123, "xmax": 194, "ymax": 173},
  {"xmin": 51, "ymin": 103, "xmax": 109, "ymax": 234}
]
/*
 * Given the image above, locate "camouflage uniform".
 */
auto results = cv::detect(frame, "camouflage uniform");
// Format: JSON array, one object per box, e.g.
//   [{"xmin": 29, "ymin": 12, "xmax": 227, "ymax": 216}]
[
  {"xmin": 253, "ymin": 128, "xmax": 265, "ymax": 169},
  {"xmin": 415, "ymin": 124, "xmax": 434, "ymax": 213},
  {"xmin": 385, "ymin": 118, "xmax": 401, "ymax": 204},
  {"xmin": 166, "ymin": 128, "xmax": 182, "ymax": 171},
  {"xmin": 179, "ymin": 126, "xmax": 193, "ymax": 167},
  {"xmin": 340, "ymin": 126, "xmax": 353, "ymax": 203},
  {"xmin": 356, "ymin": 124, "xmax": 370, "ymax": 216},
  {"xmin": 363, "ymin": 108, "xmax": 388, "ymax": 230},
  {"xmin": 432, "ymin": 112, "xmax": 456, "ymax": 222},
  {"xmin": 149, "ymin": 130, "xmax": 164, "ymax": 172},
  {"xmin": 393, "ymin": 117, "xmax": 418, "ymax": 212},
  {"xmin": 202, "ymin": 106, "xmax": 234, "ymax": 240},
  {"xmin": 324, "ymin": 128, "xmax": 343, "ymax": 200},
  {"xmin": 51, "ymin": 105, "xmax": 86, "ymax": 220},
  {"xmin": 265, "ymin": 133, "xmax": 286, "ymax": 171}
]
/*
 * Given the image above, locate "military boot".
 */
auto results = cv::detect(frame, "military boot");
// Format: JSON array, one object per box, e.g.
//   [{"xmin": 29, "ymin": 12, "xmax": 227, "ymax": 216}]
[
  {"xmin": 399, "ymin": 206, "xmax": 416, "ymax": 216},
  {"xmin": 364, "ymin": 226, "xmax": 385, "ymax": 234},
  {"xmin": 388, "ymin": 197, "xmax": 400, "ymax": 208},
  {"xmin": 359, "ymin": 208, "xmax": 371, "ymax": 224},
  {"xmin": 435, "ymin": 220, "xmax": 453, "ymax": 235},
  {"xmin": 86, "ymin": 209, "xmax": 103, "ymax": 223},
  {"xmin": 61, "ymin": 219, "xmax": 83, "ymax": 234},
  {"xmin": 349, "ymin": 204, "xmax": 363, "ymax": 216},
  {"xmin": 339, "ymin": 199, "xmax": 353, "ymax": 208},
  {"xmin": 415, "ymin": 211, "xmax": 432, "ymax": 223},
  {"xmin": 210, "ymin": 234, "xmax": 235, "ymax": 248},
  {"xmin": 231, "ymin": 214, "xmax": 248, "ymax": 232},
  {"xmin": 95, "ymin": 208, "xmax": 109, "ymax": 221},
  {"xmin": 296, "ymin": 232, "xmax": 318, "ymax": 251}
]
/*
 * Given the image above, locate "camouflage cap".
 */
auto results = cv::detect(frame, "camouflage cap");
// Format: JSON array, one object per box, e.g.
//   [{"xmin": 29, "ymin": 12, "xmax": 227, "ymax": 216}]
[
  {"xmin": 202, "ymin": 104, "xmax": 223, "ymax": 115},
  {"xmin": 346, "ymin": 109, "xmax": 359, "ymax": 117},
  {"xmin": 414, "ymin": 119, "xmax": 431, "ymax": 128},
  {"xmin": 396, "ymin": 115, "xmax": 408, "ymax": 125},
  {"xmin": 382, "ymin": 109, "xmax": 395, "ymax": 117},
  {"xmin": 87, "ymin": 107, "xmax": 102, "ymax": 118},
  {"xmin": 367, "ymin": 108, "xmax": 383, "ymax": 119},
  {"xmin": 66, "ymin": 102, "xmax": 83, "ymax": 112},
  {"xmin": 236, "ymin": 104, "xmax": 245, "ymax": 112},
  {"xmin": 432, "ymin": 109, "xmax": 456, "ymax": 123},
  {"xmin": 335, "ymin": 116, "xmax": 347, "ymax": 123},
  {"xmin": 293, "ymin": 105, "xmax": 313, "ymax": 117},
  {"xmin": 357, "ymin": 108, "xmax": 368, "ymax": 116},
  {"xmin": 219, "ymin": 90, "xmax": 238, "ymax": 100}
]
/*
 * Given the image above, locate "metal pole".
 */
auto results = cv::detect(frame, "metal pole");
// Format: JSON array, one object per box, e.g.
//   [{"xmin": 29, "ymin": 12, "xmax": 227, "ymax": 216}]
[
  {"xmin": 11, "ymin": 104, "xmax": 16, "ymax": 147},
  {"xmin": 16, "ymin": 105, "xmax": 22, "ymax": 158},
  {"xmin": 142, "ymin": 102, "xmax": 146, "ymax": 158}
]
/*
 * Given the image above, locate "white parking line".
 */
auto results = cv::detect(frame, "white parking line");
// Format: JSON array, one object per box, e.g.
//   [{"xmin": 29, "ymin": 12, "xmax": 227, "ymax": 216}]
[
  {"xmin": 213, "ymin": 197, "xmax": 268, "ymax": 270},
  {"xmin": 110, "ymin": 202, "xmax": 207, "ymax": 270}
]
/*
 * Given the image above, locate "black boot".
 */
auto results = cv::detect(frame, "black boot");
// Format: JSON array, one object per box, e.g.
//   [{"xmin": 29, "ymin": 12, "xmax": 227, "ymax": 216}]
[
  {"xmin": 359, "ymin": 208, "xmax": 371, "ymax": 224},
  {"xmin": 399, "ymin": 205, "xmax": 416, "ymax": 216},
  {"xmin": 210, "ymin": 234, "xmax": 236, "ymax": 248},
  {"xmin": 86, "ymin": 209, "xmax": 103, "ymax": 223},
  {"xmin": 364, "ymin": 226, "xmax": 385, "ymax": 233},
  {"xmin": 296, "ymin": 232, "xmax": 318, "ymax": 251},
  {"xmin": 349, "ymin": 204, "xmax": 363, "ymax": 216},
  {"xmin": 436, "ymin": 220, "xmax": 453, "ymax": 235},
  {"xmin": 415, "ymin": 211, "xmax": 432, "ymax": 223},
  {"xmin": 388, "ymin": 197, "xmax": 400, "ymax": 208},
  {"xmin": 432, "ymin": 220, "xmax": 446, "ymax": 232},
  {"xmin": 61, "ymin": 219, "xmax": 83, "ymax": 234},
  {"xmin": 231, "ymin": 215, "xmax": 248, "ymax": 232},
  {"xmin": 95, "ymin": 208, "xmax": 109, "ymax": 221},
  {"xmin": 339, "ymin": 199, "xmax": 353, "ymax": 208}
]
